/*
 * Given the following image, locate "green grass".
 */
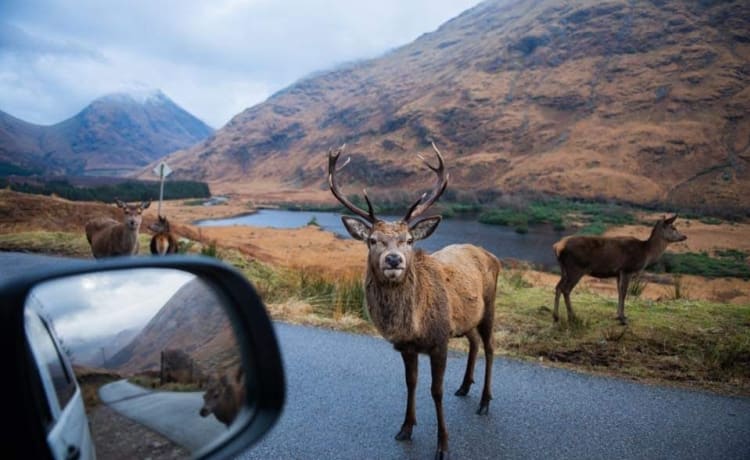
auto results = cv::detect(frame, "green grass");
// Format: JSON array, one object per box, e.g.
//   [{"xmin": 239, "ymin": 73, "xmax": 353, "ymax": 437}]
[
  {"xmin": 493, "ymin": 269, "xmax": 750, "ymax": 394},
  {"xmin": 653, "ymin": 251, "xmax": 750, "ymax": 279},
  {"xmin": 478, "ymin": 197, "xmax": 636, "ymax": 235}
]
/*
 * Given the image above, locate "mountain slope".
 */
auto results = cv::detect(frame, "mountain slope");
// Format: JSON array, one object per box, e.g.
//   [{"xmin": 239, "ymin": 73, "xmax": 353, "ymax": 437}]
[
  {"xmin": 155, "ymin": 0, "xmax": 750, "ymax": 211},
  {"xmin": 0, "ymin": 90, "xmax": 213, "ymax": 176},
  {"xmin": 106, "ymin": 278, "xmax": 238, "ymax": 376}
]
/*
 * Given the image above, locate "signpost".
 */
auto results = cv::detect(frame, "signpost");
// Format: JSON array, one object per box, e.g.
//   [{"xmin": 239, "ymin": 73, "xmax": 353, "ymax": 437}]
[{"xmin": 153, "ymin": 161, "xmax": 173, "ymax": 216}]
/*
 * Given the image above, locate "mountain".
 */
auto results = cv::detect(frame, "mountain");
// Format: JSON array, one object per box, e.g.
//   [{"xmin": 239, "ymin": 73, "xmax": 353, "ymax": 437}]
[
  {"xmin": 0, "ymin": 90, "xmax": 213, "ymax": 176},
  {"xmin": 153, "ymin": 0, "xmax": 750, "ymax": 212},
  {"xmin": 105, "ymin": 278, "xmax": 239, "ymax": 376}
]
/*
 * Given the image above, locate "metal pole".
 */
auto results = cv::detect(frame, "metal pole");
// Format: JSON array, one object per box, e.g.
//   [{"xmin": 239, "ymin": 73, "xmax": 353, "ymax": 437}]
[{"xmin": 158, "ymin": 164, "xmax": 165, "ymax": 216}]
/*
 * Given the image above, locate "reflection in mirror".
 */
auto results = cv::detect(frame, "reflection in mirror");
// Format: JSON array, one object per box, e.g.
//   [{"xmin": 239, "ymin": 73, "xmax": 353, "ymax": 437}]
[{"xmin": 25, "ymin": 268, "xmax": 249, "ymax": 459}]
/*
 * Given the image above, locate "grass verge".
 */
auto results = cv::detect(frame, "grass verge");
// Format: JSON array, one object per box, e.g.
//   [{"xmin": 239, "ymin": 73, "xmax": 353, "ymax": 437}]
[{"xmin": 234, "ymin": 252, "xmax": 750, "ymax": 396}]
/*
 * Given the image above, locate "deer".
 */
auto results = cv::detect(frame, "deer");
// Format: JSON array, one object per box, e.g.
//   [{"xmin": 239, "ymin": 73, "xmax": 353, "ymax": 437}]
[
  {"xmin": 328, "ymin": 143, "xmax": 501, "ymax": 460},
  {"xmin": 199, "ymin": 366, "xmax": 245, "ymax": 427},
  {"xmin": 149, "ymin": 215, "xmax": 178, "ymax": 255},
  {"xmin": 85, "ymin": 199, "xmax": 151, "ymax": 259},
  {"xmin": 552, "ymin": 214, "xmax": 687, "ymax": 325}
]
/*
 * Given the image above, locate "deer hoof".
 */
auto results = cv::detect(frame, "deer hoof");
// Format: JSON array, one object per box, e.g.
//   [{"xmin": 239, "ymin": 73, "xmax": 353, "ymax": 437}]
[
  {"xmin": 476, "ymin": 401, "xmax": 490, "ymax": 415},
  {"xmin": 454, "ymin": 385, "xmax": 470, "ymax": 397},
  {"xmin": 434, "ymin": 449, "xmax": 449, "ymax": 460},
  {"xmin": 395, "ymin": 427, "xmax": 412, "ymax": 441}
]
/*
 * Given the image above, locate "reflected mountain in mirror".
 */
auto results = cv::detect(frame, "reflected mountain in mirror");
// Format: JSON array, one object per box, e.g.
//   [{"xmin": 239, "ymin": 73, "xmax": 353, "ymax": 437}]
[{"xmin": 25, "ymin": 268, "xmax": 248, "ymax": 459}]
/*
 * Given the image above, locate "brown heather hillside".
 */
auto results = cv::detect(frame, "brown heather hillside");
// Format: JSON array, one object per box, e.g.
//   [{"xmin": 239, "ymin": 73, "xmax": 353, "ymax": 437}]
[{"xmin": 146, "ymin": 0, "xmax": 750, "ymax": 212}]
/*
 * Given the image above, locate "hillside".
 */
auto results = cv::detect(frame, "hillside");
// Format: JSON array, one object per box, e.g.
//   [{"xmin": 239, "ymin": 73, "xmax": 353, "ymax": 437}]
[
  {"xmin": 105, "ymin": 278, "xmax": 239, "ymax": 376},
  {"xmin": 0, "ymin": 90, "xmax": 213, "ymax": 177},
  {"xmin": 151, "ymin": 0, "xmax": 750, "ymax": 212}
]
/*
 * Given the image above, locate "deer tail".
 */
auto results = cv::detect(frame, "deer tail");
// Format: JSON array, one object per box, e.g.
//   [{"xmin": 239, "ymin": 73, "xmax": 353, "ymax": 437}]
[{"xmin": 553, "ymin": 238, "xmax": 567, "ymax": 258}]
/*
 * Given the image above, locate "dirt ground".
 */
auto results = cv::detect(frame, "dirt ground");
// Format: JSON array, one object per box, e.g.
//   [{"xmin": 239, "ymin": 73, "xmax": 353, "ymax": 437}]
[{"xmin": 88, "ymin": 405, "xmax": 188, "ymax": 460}]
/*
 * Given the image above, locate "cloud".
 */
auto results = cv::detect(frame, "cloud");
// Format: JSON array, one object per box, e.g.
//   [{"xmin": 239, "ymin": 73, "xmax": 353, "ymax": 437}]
[{"xmin": 0, "ymin": 0, "xmax": 481, "ymax": 127}]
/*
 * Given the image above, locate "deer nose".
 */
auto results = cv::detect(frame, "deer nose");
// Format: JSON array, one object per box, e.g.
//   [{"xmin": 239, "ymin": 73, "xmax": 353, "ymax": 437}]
[{"xmin": 385, "ymin": 253, "xmax": 402, "ymax": 268}]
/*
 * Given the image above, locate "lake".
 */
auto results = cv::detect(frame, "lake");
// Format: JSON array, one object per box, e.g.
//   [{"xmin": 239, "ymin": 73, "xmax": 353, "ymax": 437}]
[{"xmin": 196, "ymin": 209, "xmax": 568, "ymax": 269}]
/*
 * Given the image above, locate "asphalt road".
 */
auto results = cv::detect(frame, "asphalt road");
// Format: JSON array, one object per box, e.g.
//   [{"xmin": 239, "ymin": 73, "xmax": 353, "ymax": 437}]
[
  {"xmin": 98, "ymin": 380, "xmax": 225, "ymax": 451},
  {"xmin": 3, "ymin": 253, "xmax": 750, "ymax": 460},
  {"xmin": 240, "ymin": 323, "xmax": 750, "ymax": 460}
]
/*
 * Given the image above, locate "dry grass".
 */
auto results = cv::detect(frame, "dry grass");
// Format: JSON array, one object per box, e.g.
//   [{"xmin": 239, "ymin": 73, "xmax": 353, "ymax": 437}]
[{"xmin": 3, "ymin": 190, "xmax": 749, "ymax": 396}]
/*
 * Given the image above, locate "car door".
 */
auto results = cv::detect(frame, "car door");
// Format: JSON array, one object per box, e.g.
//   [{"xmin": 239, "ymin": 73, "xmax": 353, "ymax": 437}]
[{"xmin": 25, "ymin": 307, "xmax": 94, "ymax": 460}]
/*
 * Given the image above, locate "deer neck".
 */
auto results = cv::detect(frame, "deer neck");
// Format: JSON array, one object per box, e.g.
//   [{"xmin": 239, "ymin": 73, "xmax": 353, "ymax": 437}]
[
  {"xmin": 644, "ymin": 229, "xmax": 669, "ymax": 266},
  {"xmin": 365, "ymin": 262, "xmax": 422, "ymax": 343}
]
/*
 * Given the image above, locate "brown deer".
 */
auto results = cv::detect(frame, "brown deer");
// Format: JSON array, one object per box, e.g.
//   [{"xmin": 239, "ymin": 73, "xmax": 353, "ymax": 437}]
[
  {"xmin": 85, "ymin": 199, "xmax": 150, "ymax": 259},
  {"xmin": 199, "ymin": 366, "xmax": 246, "ymax": 427},
  {"xmin": 328, "ymin": 143, "xmax": 500, "ymax": 460},
  {"xmin": 553, "ymin": 215, "xmax": 687, "ymax": 325},
  {"xmin": 149, "ymin": 215, "xmax": 178, "ymax": 255}
]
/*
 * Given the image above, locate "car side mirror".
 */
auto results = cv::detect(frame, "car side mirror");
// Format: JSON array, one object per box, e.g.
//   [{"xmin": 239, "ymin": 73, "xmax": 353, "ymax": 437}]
[{"xmin": 1, "ymin": 256, "xmax": 285, "ymax": 460}]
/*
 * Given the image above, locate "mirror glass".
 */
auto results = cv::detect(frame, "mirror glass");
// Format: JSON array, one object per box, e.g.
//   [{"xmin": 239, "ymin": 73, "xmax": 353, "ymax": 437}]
[{"xmin": 24, "ymin": 268, "xmax": 249, "ymax": 459}]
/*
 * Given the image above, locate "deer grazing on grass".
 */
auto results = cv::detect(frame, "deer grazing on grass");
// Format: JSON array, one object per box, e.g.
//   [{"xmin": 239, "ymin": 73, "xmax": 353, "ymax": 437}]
[
  {"xmin": 329, "ymin": 143, "xmax": 500, "ymax": 460},
  {"xmin": 199, "ymin": 366, "xmax": 246, "ymax": 427},
  {"xmin": 85, "ymin": 199, "xmax": 151, "ymax": 259},
  {"xmin": 553, "ymin": 215, "xmax": 687, "ymax": 325},
  {"xmin": 149, "ymin": 215, "xmax": 178, "ymax": 255}
]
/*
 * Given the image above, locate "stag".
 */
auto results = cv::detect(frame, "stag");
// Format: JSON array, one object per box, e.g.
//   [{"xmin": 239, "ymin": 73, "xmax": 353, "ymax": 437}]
[
  {"xmin": 199, "ymin": 366, "xmax": 246, "ymax": 427},
  {"xmin": 149, "ymin": 215, "xmax": 178, "ymax": 255},
  {"xmin": 85, "ymin": 199, "xmax": 150, "ymax": 259},
  {"xmin": 553, "ymin": 215, "xmax": 687, "ymax": 325},
  {"xmin": 329, "ymin": 143, "xmax": 500, "ymax": 460}
]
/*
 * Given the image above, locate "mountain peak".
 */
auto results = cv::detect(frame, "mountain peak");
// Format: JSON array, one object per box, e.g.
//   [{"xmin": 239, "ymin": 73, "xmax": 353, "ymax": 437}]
[{"xmin": 95, "ymin": 88, "xmax": 168, "ymax": 106}]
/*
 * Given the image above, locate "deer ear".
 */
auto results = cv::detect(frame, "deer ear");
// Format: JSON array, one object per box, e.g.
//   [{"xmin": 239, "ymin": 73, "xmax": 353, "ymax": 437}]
[
  {"xmin": 664, "ymin": 214, "xmax": 677, "ymax": 225},
  {"xmin": 115, "ymin": 199, "xmax": 126, "ymax": 208},
  {"xmin": 141, "ymin": 200, "xmax": 151, "ymax": 209},
  {"xmin": 341, "ymin": 216, "xmax": 371, "ymax": 241},
  {"xmin": 409, "ymin": 216, "xmax": 442, "ymax": 241}
]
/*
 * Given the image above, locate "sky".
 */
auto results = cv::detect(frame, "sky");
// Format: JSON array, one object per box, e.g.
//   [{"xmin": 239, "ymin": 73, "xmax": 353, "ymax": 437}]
[
  {"xmin": 1, "ymin": 0, "xmax": 481, "ymax": 129},
  {"xmin": 28, "ymin": 268, "xmax": 195, "ymax": 344}
]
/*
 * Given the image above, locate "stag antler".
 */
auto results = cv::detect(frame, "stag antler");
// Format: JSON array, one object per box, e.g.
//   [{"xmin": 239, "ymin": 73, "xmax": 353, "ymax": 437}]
[
  {"xmin": 328, "ymin": 145, "xmax": 377, "ymax": 223},
  {"xmin": 403, "ymin": 142, "xmax": 449, "ymax": 222}
]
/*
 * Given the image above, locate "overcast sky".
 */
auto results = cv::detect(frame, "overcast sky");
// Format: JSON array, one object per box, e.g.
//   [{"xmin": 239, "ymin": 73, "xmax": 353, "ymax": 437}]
[{"xmin": 1, "ymin": 0, "xmax": 481, "ymax": 128}]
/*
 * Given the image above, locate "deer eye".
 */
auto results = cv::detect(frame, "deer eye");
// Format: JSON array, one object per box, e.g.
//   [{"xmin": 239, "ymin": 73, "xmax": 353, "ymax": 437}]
[
  {"xmin": 406, "ymin": 237, "xmax": 414, "ymax": 245},
  {"xmin": 368, "ymin": 237, "xmax": 377, "ymax": 246}
]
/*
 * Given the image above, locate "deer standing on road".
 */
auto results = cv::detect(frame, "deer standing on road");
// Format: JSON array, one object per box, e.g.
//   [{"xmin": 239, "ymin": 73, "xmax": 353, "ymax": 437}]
[
  {"xmin": 85, "ymin": 199, "xmax": 150, "ymax": 259},
  {"xmin": 199, "ymin": 366, "xmax": 246, "ymax": 427},
  {"xmin": 328, "ymin": 143, "xmax": 500, "ymax": 460},
  {"xmin": 552, "ymin": 215, "xmax": 687, "ymax": 325}
]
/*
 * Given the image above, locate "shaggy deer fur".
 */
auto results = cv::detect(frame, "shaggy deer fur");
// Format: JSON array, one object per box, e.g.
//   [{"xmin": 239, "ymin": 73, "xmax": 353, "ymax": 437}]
[
  {"xmin": 85, "ymin": 199, "xmax": 151, "ymax": 259},
  {"xmin": 199, "ymin": 366, "xmax": 245, "ymax": 427},
  {"xmin": 149, "ymin": 215, "xmax": 178, "ymax": 255},
  {"xmin": 329, "ymin": 143, "xmax": 500, "ymax": 460},
  {"xmin": 553, "ymin": 215, "xmax": 687, "ymax": 325}
]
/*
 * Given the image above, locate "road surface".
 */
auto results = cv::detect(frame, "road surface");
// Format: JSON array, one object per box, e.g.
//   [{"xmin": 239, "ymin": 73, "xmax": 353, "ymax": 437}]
[
  {"xmin": 239, "ymin": 323, "xmax": 750, "ymax": 460},
  {"xmin": 3, "ymin": 252, "xmax": 749, "ymax": 459},
  {"xmin": 98, "ymin": 380, "xmax": 225, "ymax": 451}
]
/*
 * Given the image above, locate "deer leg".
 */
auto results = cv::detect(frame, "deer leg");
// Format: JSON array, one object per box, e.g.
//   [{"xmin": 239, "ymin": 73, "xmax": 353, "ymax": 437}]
[
  {"xmin": 395, "ymin": 350, "xmax": 418, "ymax": 441},
  {"xmin": 455, "ymin": 328, "xmax": 480, "ymax": 396},
  {"xmin": 563, "ymin": 270, "xmax": 584, "ymax": 324},
  {"xmin": 617, "ymin": 272, "xmax": 630, "ymax": 325},
  {"xmin": 430, "ymin": 344, "xmax": 449, "ymax": 459},
  {"xmin": 477, "ymin": 318, "xmax": 494, "ymax": 415},
  {"xmin": 554, "ymin": 273, "xmax": 566, "ymax": 322}
]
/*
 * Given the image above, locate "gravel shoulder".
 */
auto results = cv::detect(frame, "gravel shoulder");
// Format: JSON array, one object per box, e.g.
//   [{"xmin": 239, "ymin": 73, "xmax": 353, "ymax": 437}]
[{"xmin": 88, "ymin": 404, "xmax": 189, "ymax": 460}]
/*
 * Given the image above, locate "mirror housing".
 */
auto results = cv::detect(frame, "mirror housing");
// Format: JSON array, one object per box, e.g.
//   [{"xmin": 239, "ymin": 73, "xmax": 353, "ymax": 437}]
[{"xmin": 0, "ymin": 255, "xmax": 285, "ymax": 460}]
